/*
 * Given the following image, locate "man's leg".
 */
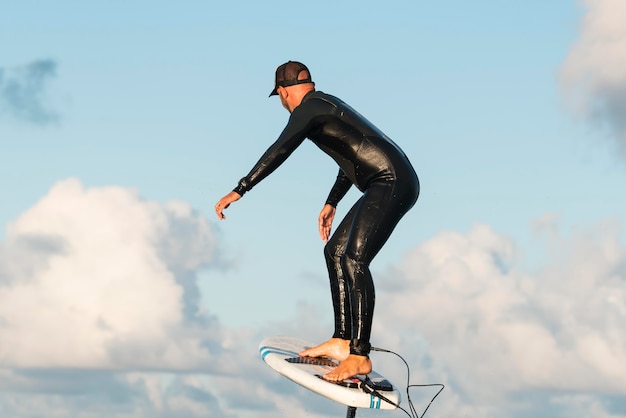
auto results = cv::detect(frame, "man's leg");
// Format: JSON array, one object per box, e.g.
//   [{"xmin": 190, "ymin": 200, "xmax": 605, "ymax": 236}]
[
  {"xmin": 324, "ymin": 180, "xmax": 418, "ymax": 381},
  {"xmin": 299, "ymin": 205, "xmax": 357, "ymax": 361}
]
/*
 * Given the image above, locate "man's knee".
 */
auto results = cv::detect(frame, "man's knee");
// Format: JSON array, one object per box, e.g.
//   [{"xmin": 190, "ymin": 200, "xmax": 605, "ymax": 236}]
[
  {"xmin": 339, "ymin": 251, "xmax": 367, "ymax": 277},
  {"xmin": 324, "ymin": 241, "xmax": 341, "ymax": 264}
]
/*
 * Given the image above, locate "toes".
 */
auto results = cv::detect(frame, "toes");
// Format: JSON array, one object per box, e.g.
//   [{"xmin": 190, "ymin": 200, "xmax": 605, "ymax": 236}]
[{"xmin": 323, "ymin": 373, "xmax": 341, "ymax": 383}]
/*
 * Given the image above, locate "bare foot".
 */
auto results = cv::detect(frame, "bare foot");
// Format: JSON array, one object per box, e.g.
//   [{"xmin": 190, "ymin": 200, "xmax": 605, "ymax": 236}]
[
  {"xmin": 323, "ymin": 354, "xmax": 372, "ymax": 382},
  {"xmin": 299, "ymin": 338, "xmax": 350, "ymax": 361}
]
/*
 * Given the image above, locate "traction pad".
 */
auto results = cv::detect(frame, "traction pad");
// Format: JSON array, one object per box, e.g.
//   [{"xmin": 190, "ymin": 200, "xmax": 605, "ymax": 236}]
[
  {"xmin": 286, "ymin": 356, "xmax": 338, "ymax": 367},
  {"xmin": 316, "ymin": 374, "xmax": 394, "ymax": 392}
]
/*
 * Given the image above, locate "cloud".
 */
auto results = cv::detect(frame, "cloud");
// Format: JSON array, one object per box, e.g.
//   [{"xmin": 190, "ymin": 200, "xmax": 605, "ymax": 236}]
[
  {"xmin": 0, "ymin": 59, "xmax": 59, "ymax": 125},
  {"xmin": 0, "ymin": 369, "xmax": 241, "ymax": 418},
  {"xmin": 375, "ymin": 220, "xmax": 626, "ymax": 417},
  {"xmin": 0, "ymin": 179, "xmax": 348, "ymax": 418},
  {"xmin": 2, "ymin": 180, "xmax": 626, "ymax": 417},
  {"xmin": 560, "ymin": 0, "xmax": 626, "ymax": 155},
  {"xmin": 0, "ymin": 178, "xmax": 228, "ymax": 370}
]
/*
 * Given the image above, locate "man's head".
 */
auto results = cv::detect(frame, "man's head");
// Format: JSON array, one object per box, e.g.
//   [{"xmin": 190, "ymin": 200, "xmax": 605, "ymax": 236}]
[
  {"xmin": 269, "ymin": 61, "xmax": 315, "ymax": 112},
  {"xmin": 269, "ymin": 61, "xmax": 315, "ymax": 96}
]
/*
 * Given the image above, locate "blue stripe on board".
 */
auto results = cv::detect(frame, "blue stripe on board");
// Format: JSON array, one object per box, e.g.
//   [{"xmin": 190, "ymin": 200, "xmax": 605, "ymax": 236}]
[
  {"xmin": 259, "ymin": 345, "xmax": 299, "ymax": 360},
  {"xmin": 370, "ymin": 395, "xmax": 381, "ymax": 409}
]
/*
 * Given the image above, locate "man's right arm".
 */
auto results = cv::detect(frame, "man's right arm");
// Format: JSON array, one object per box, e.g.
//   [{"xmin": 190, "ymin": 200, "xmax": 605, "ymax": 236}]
[{"xmin": 233, "ymin": 107, "xmax": 312, "ymax": 197}]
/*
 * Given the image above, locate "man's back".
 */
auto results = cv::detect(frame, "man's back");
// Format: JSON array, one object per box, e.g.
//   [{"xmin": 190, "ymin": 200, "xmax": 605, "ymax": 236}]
[{"xmin": 286, "ymin": 91, "xmax": 415, "ymax": 191}]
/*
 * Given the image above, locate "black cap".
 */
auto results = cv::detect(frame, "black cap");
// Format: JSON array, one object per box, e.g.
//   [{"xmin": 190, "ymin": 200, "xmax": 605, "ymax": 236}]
[{"xmin": 269, "ymin": 61, "xmax": 315, "ymax": 97}]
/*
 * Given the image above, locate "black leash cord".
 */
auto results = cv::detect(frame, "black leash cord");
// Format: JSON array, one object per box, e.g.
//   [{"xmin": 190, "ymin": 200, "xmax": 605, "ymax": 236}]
[{"xmin": 370, "ymin": 346, "xmax": 445, "ymax": 418}]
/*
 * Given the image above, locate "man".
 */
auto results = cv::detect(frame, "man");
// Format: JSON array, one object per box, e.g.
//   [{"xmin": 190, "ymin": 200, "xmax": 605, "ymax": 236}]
[{"xmin": 215, "ymin": 61, "xmax": 419, "ymax": 382}]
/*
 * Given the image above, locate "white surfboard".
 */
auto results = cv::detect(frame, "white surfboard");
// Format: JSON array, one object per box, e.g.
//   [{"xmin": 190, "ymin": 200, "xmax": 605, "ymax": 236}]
[{"xmin": 259, "ymin": 336, "xmax": 400, "ymax": 410}]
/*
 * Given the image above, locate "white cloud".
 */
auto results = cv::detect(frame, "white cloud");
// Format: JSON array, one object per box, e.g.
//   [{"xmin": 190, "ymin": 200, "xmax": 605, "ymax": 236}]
[
  {"xmin": 0, "ymin": 179, "xmax": 351, "ymax": 418},
  {"xmin": 0, "ymin": 178, "xmax": 223, "ymax": 370},
  {"xmin": 560, "ymin": 0, "xmax": 626, "ymax": 154},
  {"xmin": 375, "ymin": 220, "xmax": 626, "ymax": 416},
  {"xmin": 2, "ymin": 180, "xmax": 626, "ymax": 417}
]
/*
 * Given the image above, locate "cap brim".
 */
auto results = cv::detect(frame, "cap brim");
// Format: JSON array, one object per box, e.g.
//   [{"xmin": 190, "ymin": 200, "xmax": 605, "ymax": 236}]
[{"xmin": 269, "ymin": 87, "xmax": 278, "ymax": 97}]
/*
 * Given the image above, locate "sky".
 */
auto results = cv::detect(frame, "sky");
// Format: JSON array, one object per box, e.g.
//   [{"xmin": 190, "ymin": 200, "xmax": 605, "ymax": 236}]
[{"xmin": 1, "ymin": 0, "xmax": 626, "ymax": 417}]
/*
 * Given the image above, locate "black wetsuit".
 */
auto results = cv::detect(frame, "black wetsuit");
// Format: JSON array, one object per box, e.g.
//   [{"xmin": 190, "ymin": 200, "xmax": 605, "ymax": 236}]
[{"xmin": 234, "ymin": 90, "xmax": 419, "ymax": 356}]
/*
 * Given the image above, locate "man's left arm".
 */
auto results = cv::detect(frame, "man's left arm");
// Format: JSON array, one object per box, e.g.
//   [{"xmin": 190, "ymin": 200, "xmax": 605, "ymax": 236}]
[{"xmin": 325, "ymin": 169, "xmax": 352, "ymax": 208}]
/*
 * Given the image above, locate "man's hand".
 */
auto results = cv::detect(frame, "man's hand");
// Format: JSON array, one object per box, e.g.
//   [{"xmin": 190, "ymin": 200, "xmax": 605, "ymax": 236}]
[
  {"xmin": 215, "ymin": 191, "xmax": 241, "ymax": 220},
  {"xmin": 318, "ymin": 204, "xmax": 336, "ymax": 242}
]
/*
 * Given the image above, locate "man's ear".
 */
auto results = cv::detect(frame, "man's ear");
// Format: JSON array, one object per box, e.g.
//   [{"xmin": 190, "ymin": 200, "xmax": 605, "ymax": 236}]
[{"xmin": 278, "ymin": 86, "xmax": 288, "ymax": 98}]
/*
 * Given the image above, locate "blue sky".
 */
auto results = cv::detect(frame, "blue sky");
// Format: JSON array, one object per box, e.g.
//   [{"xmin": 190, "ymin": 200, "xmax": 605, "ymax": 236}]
[{"xmin": 2, "ymin": 0, "xmax": 626, "ymax": 417}]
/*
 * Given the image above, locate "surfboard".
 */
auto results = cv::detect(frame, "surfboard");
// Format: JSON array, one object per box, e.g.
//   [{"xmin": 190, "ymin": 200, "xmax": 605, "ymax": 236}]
[{"xmin": 259, "ymin": 336, "xmax": 400, "ymax": 410}]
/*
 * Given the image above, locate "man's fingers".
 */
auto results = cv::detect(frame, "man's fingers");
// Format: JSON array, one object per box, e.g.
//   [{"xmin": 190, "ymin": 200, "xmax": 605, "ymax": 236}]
[
  {"xmin": 215, "ymin": 201, "xmax": 229, "ymax": 220},
  {"xmin": 319, "ymin": 222, "xmax": 331, "ymax": 242}
]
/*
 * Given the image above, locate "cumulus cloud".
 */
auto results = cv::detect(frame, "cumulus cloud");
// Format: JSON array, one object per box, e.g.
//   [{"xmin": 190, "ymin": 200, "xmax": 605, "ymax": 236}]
[
  {"xmin": 560, "ymin": 0, "xmax": 626, "ymax": 155},
  {"xmin": 0, "ymin": 178, "xmax": 229, "ymax": 370},
  {"xmin": 0, "ymin": 179, "xmax": 346, "ymax": 418},
  {"xmin": 0, "ymin": 59, "xmax": 59, "ymax": 125},
  {"xmin": 2, "ymin": 180, "xmax": 626, "ymax": 417},
  {"xmin": 375, "ymin": 220, "xmax": 626, "ymax": 417}
]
